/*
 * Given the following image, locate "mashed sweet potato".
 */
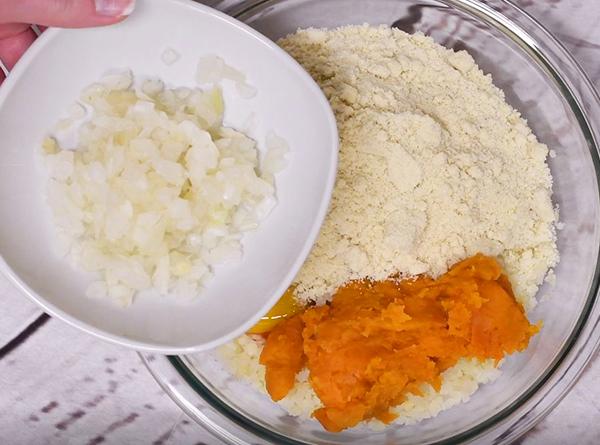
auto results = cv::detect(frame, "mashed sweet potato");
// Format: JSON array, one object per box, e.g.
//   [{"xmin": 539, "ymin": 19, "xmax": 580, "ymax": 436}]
[{"xmin": 259, "ymin": 254, "xmax": 539, "ymax": 432}]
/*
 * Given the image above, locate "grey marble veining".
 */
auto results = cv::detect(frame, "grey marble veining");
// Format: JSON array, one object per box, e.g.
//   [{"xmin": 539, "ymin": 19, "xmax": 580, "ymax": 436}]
[{"xmin": 1, "ymin": 1, "xmax": 600, "ymax": 444}]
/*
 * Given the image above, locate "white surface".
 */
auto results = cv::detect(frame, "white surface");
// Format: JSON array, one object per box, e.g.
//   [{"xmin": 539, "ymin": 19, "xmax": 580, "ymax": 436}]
[
  {"xmin": 1, "ymin": 0, "xmax": 600, "ymax": 444},
  {"xmin": 0, "ymin": 0, "xmax": 337, "ymax": 353}
]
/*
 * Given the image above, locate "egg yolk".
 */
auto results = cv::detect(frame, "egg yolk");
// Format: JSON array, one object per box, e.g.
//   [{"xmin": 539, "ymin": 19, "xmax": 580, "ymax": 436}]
[{"xmin": 247, "ymin": 286, "xmax": 302, "ymax": 334}]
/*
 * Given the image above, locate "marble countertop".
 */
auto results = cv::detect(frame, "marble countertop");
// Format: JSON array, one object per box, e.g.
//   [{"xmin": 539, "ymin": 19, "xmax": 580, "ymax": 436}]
[{"xmin": 1, "ymin": 0, "xmax": 600, "ymax": 444}]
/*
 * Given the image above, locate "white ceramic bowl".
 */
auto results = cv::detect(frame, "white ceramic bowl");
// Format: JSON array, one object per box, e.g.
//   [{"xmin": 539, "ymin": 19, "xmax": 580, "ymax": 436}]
[{"xmin": 0, "ymin": 0, "xmax": 338, "ymax": 353}]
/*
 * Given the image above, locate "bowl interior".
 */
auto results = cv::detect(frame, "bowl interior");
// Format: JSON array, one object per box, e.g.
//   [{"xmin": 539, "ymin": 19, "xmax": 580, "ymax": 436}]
[
  {"xmin": 177, "ymin": 0, "xmax": 600, "ymax": 443},
  {"xmin": 0, "ymin": 0, "xmax": 337, "ymax": 352}
]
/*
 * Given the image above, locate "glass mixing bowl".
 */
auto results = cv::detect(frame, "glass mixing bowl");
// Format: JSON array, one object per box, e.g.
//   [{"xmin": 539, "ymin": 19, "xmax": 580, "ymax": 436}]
[{"xmin": 141, "ymin": 0, "xmax": 600, "ymax": 443}]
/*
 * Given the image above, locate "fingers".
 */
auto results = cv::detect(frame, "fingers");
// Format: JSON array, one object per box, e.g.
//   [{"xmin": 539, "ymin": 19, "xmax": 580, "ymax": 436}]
[
  {"xmin": 0, "ymin": 23, "xmax": 30, "ymax": 39},
  {"xmin": 93, "ymin": 0, "xmax": 136, "ymax": 17},
  {"xmin": 0, "ymin": 0, "xmax": 136, "ymax": 28},
  {"xmin": 0, "ymin": 26, "xmax": 36, "ymax": 70},
  {"xmin": 0, "ymin": 0, "xmax": 135, "ymax": 84}
]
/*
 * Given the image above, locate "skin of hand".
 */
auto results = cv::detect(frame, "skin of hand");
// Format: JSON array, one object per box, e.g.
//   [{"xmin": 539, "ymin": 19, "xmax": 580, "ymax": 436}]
[{"xmin": 0, "ymin": 0, "xmax": 135, "ymax": 83}]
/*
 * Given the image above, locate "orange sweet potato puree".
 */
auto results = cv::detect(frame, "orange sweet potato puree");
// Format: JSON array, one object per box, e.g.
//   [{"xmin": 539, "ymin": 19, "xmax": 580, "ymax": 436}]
[{"xmin": 259, "ymin": 254, "xmax": 539, "ymax": 432}]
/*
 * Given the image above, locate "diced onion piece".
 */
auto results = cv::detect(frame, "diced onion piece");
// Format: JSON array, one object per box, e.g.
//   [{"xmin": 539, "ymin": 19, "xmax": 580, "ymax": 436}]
[
  {"xmin": 262, "ymin": 132, "xmax": 290, "ymax": 181},
  {"xmin": 236, "ymin": 82, "xmax": 258, "ymax": 99},
  {"xmin": 141, "ymin": 78, "xmax": 165, "ymax": 96},
  {"xmin": 196, "ymin": 55, "xmax": 254, "ymax": 94},
  {"xmin": 100, "ymin": 69, "xmax": 133, "ymax": 90},
  {"xmin": 86, "ymin": 281, "xmax": 108, "ymax": 299},
  {"xmin": 161, "ymin": 47, "xmax": 181, "ymax": 66},
  {"xmin": 196, "ymin": 55, "xmax": 226, "ymax": 84}
]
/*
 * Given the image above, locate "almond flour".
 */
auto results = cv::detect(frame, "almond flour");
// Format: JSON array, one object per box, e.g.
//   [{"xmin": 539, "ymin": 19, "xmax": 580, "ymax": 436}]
[{"xmin": 280, "ymin": 25, "xmax": 558, "ymax": 309}]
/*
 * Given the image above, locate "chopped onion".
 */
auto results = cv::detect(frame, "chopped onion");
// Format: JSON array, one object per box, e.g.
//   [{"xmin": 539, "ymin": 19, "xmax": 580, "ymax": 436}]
[
  {"xmin": 197, "ymin": 55, "xmax": 258, "ymax": 100},
  {"xmin": 161, "ymin": 48, "xmax": 181, "ymax": 66},
  {"xmin": 236, "ymin": 82, "xmax": 258, "ymax": 99},
  {"xmin": 42, "ymin": 69, "xmax": 286, "ymax": 306},
  {"xmin": 262, "ymin": 132, "xmax": 290, "ymax": 182}
]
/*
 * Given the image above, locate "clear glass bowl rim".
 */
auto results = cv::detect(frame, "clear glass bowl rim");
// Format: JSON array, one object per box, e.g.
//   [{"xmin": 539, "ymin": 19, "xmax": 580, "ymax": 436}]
[{"xmin": 141, "ymin": 0, "xmax": 600, "ymax": 444}]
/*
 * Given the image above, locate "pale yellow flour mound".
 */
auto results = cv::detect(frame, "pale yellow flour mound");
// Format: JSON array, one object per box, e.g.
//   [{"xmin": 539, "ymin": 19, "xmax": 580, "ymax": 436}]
[{"xmin": 280, "ymin": 25, "xmax": 558, "ymax": 309}]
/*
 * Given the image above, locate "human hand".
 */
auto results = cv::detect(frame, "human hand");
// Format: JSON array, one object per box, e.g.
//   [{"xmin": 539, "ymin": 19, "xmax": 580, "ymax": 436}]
[{"xmin": 0, "ymin": 0, "xmax": 135, "ymax": 83}]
